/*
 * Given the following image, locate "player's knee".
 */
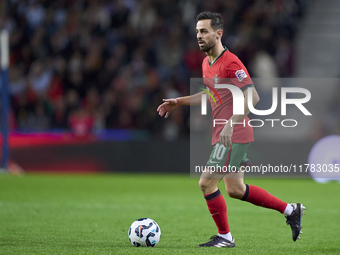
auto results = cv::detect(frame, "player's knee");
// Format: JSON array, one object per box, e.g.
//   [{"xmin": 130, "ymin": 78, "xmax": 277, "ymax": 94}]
[
  {"xmin": 226, "ymin": 186, "xmax": 244, "ymax": 199},
  {"xmin": 198, "ymin": 179, "xmax": 208, "ymax": 193},
  {"xmin": 198, "ymin": 179, "xmax": 216, "ymax": 194}
]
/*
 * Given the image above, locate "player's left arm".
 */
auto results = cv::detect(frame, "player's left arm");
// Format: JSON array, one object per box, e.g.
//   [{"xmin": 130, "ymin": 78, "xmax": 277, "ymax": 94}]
[{"xmin": 220, "ymin": 86, "xmax": 260, "ymax": 147}]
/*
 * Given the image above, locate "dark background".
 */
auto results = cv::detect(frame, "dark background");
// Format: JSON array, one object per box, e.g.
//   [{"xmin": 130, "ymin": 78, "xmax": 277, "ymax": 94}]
[{"xmin": 1, "ymin": 0, "xmax": 339, "ymax": 175}]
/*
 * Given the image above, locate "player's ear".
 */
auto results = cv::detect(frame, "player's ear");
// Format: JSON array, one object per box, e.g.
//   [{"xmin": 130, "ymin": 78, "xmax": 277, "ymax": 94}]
[{"xmin": 216, "ymin": 29, "xmax": 223, "ymax": 40}]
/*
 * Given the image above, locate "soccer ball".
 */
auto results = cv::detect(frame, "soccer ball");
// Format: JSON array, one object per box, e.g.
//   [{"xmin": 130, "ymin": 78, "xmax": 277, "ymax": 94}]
[{"xmin": 128, "ymin": 218, "xmax": 161, "ymax": 247}]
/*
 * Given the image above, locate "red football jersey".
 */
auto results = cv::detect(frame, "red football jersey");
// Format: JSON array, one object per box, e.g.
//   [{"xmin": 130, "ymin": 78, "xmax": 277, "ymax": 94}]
[{"xmin": 202, "ymin": 47, "xmax": 254, "ymax": 145}]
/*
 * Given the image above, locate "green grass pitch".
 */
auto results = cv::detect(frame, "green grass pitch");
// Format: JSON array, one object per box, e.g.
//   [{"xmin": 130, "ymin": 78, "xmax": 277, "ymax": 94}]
[{"xmin": 0, "ymin": 173, "xmax": 339, "ymax": 254}]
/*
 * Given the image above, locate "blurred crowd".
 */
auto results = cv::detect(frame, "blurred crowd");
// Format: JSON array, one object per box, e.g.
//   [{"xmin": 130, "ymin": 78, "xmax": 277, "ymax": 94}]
[{"xmin": 1, "ymin": 0, "xmax": 307, "ymax": 139}]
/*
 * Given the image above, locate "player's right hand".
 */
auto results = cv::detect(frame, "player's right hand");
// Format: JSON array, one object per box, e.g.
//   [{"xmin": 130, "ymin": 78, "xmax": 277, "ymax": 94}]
[{"xmin": 157, "ymin": 99, "xmax": 179, "ymax": 118}]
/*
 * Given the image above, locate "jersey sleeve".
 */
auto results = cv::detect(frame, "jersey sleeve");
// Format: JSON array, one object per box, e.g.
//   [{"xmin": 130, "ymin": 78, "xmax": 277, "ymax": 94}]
[{"xmin": 226, "ymin": 60, "xmax": 254, "ymax": 91}]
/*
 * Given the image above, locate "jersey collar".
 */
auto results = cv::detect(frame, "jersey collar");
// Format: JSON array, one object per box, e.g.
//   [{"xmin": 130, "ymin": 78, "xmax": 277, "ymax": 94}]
[{"xmin": 209, "ymin": 46, "xmax": 228, "ymax": 66}]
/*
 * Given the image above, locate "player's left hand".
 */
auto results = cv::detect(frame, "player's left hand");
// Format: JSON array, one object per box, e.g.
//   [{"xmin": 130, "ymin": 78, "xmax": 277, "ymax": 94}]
[{"xmin": 220, "ymin": 123, "xmax": 233, "ymax": 147}]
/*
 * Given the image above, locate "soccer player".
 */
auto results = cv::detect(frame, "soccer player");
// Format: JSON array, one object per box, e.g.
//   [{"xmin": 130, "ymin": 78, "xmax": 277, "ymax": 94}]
[{"xmin": 157, "ymin": 11, "xmax": 305, "ymax": 248}]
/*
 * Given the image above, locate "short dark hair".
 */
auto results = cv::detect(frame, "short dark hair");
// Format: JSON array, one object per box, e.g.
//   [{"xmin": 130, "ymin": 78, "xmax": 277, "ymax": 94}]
[{"xmin": 196, "ymin": 11, "xmax": 224, "ymax": 31}]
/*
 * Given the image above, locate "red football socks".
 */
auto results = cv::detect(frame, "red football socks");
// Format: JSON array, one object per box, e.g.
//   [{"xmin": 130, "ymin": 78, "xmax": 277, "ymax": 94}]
[
  {"xmin": 204, "ymin": 189, "xmax": 230, "ymax": 234},
  {"xmin": 241, "ymin": 184, "xmax": 287, "ymax": 213},
  {"xmin": 204, "ymin": 185, "xmax": 287, "ymax": 235}
]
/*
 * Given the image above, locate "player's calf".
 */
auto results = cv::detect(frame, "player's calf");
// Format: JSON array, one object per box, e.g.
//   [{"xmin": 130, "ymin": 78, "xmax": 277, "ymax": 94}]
[{"xmin": 225, "ymin": 186, "xmax": 245, "ymax": 199}]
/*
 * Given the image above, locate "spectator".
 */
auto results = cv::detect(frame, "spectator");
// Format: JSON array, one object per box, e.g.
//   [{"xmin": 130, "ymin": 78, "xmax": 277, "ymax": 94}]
[{"xmin": 2, "ymin": 0, "xmax": 307, "ymax": 139}]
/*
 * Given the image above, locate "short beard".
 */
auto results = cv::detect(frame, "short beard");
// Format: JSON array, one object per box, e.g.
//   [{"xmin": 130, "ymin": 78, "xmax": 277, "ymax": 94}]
[{"xmin": 199, "ymin": 40, "xmax": 216, "ymax": 52}]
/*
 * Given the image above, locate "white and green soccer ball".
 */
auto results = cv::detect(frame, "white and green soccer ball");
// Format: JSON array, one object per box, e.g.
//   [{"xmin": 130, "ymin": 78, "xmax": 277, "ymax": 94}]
[{"xmin": 128, "ymin": 218, "xmax": 161, "ymax": 247}]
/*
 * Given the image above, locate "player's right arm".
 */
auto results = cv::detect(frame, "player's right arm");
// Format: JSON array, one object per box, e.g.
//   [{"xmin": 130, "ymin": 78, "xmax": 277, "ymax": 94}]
[{"xmin": 157, "ymin": 91, "xmax": 205, "ymax": 118}]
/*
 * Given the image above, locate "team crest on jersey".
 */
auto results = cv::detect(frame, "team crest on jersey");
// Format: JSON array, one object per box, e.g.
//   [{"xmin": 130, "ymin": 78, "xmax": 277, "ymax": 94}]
[
  {"xmin": 235, "ymin": 69, "xmax": 247, "ymax": 82},
  {"xmin": 214, "ymin": 74, "xmax": 220, "ymax": 84}
]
